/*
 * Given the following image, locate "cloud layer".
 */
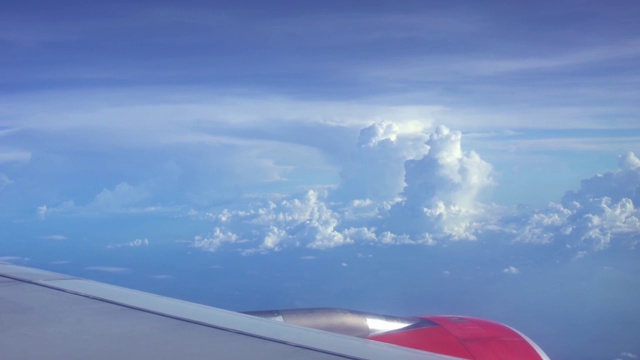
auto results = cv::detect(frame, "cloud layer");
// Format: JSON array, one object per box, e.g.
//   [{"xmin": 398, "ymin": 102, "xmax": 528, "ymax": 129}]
[
  {"xmin": 511, "ymin": 152, "xmax": 640, "ymax": 253},
  {"xmin": 188, "ymin": 122, "xmax": 638, "ymax": 256}
]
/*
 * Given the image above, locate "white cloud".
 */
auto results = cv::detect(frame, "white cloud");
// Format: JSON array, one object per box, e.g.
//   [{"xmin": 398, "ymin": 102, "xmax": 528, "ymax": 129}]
[
  {"xmin": 107, "ymin": 238, "xmax": 149, "ymax": 249},
  {"xmin": 0, "ymin": 127, "xmax": 20, "ymax": 138},
  {"xmin": 85, "ymin": 266, "xmax": 130, "ymax": 274},
  {"xmin": 503, "ymin": 266, "xmax": 520, "ymax": 275},
  {"xmin": 514, "ymin": 203, "xmax": 573, "ymax": 245},
  {"xmin": 50, "ymin": 260, "xmax": 70, "ymax": 265},
  {"xmin": 385, "ymin": 125, "xmax": 494, "ymax": 241},
  {"xmin": 404, "ymin": 125, "xmax": 494, "ymax": 209},
  {"xmin": 573, "ymin": 250, "xmax": 588, "ymax": 260},
  {"xmin": 0, "ymin": 151, "xmax": 31, "ymax": 164},
  {"xmin": 464, "ymin": 40, "xmax": 640, "ymax": 75},
  {"xmin": 150, "ymin": 275, "xmax": 174, "ymax": 280},
  {"xmin": 183, "ymin": 122, "xmax": 637, "ymax": 257},
  {"xmin": 332, "ymin": 121, "xmax": 428, "ymax": 202},
  {"xmin": 511, "ymin": 152, "xmax": 640, "ymax": 253},
  {"xmin": 190, "ymin": 123, "xmax": 492, "ymax": 252},
  {"xmin": 43, "ymin": 182, "xmax": 166, "ymax": 216},
  {"xmin": 193, "ymin": 227, "xmax": 241, "ymax": 252},
  {"xmin": 563, "ymin": 152, "xmax": 640, "ymax": 205},
  {"xmin": 571, "ymin": 198, "xmax": 639, "ymax": 251},
  {"xmin": 41, "ymin": 235, "xmax": 67, "ymax": 241},
  {"xmin": 342, "ymin": 227, "xmax": 378, "ymax": 243},
  {"xmin": 130, "ymin": 238, "xmax": 149, "ymax": 247},
  {"xmin": 619, "ymin": 152, "xmax": 640, "ymax": 170},
  {"xmin": 37, "ymin": 205, "xmax": 48, "ymax": 219},
  {"xmin": 246, "ymin": 190, "xmax": 351, "ymax": 252},
  {"xmin": 3, "ymin": 89, "xmax": 442, "ymax": 150},
  {"xmin": 90, "ymin": 182, "xmax": 151, "ymax": 212},
  {"xmin": 0, "ymin": 174, "xmax": 13, "ymax": 189},
  {"xmin": 621, "ymin": 352, "xmax": 638, "ymax": 359},
  {"xmin": 362, "ymin": 39, "xmax": 640, "ymax": 80},
  {"xmin": 0, "ymin": 256, "xmax": 30, "ymax": 263}
]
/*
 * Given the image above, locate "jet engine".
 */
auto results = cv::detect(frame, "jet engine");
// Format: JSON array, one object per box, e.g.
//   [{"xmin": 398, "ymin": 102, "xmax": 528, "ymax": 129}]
[{"xmin": 245, "ymin": 308, "xmax": 550, "ymax": 360}]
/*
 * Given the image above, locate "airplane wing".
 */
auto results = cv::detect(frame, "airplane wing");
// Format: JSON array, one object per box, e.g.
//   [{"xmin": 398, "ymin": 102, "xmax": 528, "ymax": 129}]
[{"xmin": 0, "ymin": 263, "xmax": 461, "ymax": 360}]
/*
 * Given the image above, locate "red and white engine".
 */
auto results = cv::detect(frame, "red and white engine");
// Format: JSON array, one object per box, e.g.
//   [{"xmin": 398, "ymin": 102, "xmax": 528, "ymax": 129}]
[{"xmin": 245, "ymin": 308, "xmax": 550, "ymax": 360}]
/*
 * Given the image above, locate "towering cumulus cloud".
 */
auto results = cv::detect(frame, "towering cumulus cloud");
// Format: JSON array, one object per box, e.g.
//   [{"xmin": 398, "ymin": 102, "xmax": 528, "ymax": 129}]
[
  {"xmin": 515, "ymin": 152, "xmax": 640, "ymax": 252},
  {"xmin": 193, "ymin": 122, "xmax": 494, "ymax": 252},
  {"xmin": 191, "ymin": 124, "xmax": 638, "ymax": 255},
  {"xmin": 386, "ymin": 125, "xmax": 493, "ymax": 241},
  {"xmin": 332, "ymin": 121, "xmax": 427, "ymax": 202}
]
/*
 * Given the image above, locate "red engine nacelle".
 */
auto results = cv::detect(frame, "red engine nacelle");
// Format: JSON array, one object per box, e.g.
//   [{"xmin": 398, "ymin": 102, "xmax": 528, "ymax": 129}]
[
  {"xmin": 370, "ymin": 315, "xmax": 549, "ymax": 360},
  {"xmin": 245, "ymin": 308, "xmax": 550, "ymax": 360}
]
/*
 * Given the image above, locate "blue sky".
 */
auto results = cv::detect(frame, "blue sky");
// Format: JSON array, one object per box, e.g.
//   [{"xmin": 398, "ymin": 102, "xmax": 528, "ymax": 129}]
[{"xmin": 1, "ymin": 1, "xmax": 640, "ymax": 359}]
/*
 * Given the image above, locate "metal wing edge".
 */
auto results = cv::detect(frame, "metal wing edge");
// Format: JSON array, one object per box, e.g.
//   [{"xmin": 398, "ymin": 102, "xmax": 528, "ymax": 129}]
[{"xmin": 0, "ymin": 263, "xmax": 463, "ymax": 360}]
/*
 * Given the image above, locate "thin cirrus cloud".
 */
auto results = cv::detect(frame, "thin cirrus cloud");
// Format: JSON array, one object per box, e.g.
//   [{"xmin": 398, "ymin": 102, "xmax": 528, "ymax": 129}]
[
  {"xmin": 356, "ymin": 39, "xmax": 640, "ymax": 88},
  {"xmin": 448, "ymin": 40, "xmax": 640, "ymax": 76},
  {"xmin": 2, "ymin": 90, "xmax": 443, "ymax": 136}
]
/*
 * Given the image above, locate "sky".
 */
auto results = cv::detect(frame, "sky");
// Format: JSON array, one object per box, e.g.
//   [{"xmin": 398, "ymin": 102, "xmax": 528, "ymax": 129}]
[{"xmin": 1, "ymin": 1, "xmax": 639, "ymax": 359}]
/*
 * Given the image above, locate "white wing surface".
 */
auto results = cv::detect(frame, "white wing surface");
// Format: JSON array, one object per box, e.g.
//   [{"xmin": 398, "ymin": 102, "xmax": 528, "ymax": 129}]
[{"xmin": 0, "ymin": 263, "xmax": 461, "ymax": 360}]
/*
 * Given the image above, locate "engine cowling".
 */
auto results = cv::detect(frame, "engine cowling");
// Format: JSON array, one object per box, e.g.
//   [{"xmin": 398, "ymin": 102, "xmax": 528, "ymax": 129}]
[
  {"xmin": 370, "ymin": 315, "xmax": 550, "ymax": 360},
  {"xmin": 244, "ymin": 308, "xmax": 550, "ymax": 360}
]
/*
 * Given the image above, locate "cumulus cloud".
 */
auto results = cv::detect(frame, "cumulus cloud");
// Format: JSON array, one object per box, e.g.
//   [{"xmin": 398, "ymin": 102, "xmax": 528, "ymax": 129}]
[
  {"xmin": 0, "ymin": 174, "xmax": 13, "ymax": 189},
  {"xmin": 186, "ymin": 121, "xmax": 637, "ymax": 257},
  {"xmin": 512, "ymin": 152, "xmax": 640, "ymax": 253},
  {"xmin": 563, "ymin": 152, "xmax": 640, "ymax": 205},
  {"xmin": 503, "ymin": 266, "xmax": 520, "ymax": 275},
  {"xmin": 192, "ymin": 190, "xmax": 441, "ymax": 254},
  {"xmin": 332, "ymin": 121, "xmax": 428, "ymax": 202},
  {"xmin": 41, "ymin": 182, "xmax": 164, "ymax": 216},
  {"xmin": 193, "ymin": 227, "xmax": 242, "ymax": 252},
  {"xmin": 204, "ymin": 190, "xmax": 351, "ymax": 253},
  {"xmin": 151, "ymin": 275, "xmax": 175, "ymax": 280},
  {"xmin": 41, "ymin": 235, "xmax": 67, "ymax": 241},
  {"xmin": 385, "ymin": 125, "xmax": 494, "ymax": 241},
  {"xmin": 191, "ymin": 123, "xmax": 492, "ymax": 252},
  {"xmin": 85, "ymin": 266, "xmax": 130, "ymax": 274},
  {"xmin": 403, "ymin": 126, "xmax": 493, "ymax": 210},
  {"xmin": 90, "ymin": 182, "xmax": 151, "ymax": 212},
  {"xmin": 37, "ymin": 205, "xmax": 48, "ymax": 219},
  {"xmin": 107, "ymin": 238, "xmax": 149, "ymax": 249},
  {"xmin": 514, "ymin": 203, "xmax": 573, "ymax": 245}
]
